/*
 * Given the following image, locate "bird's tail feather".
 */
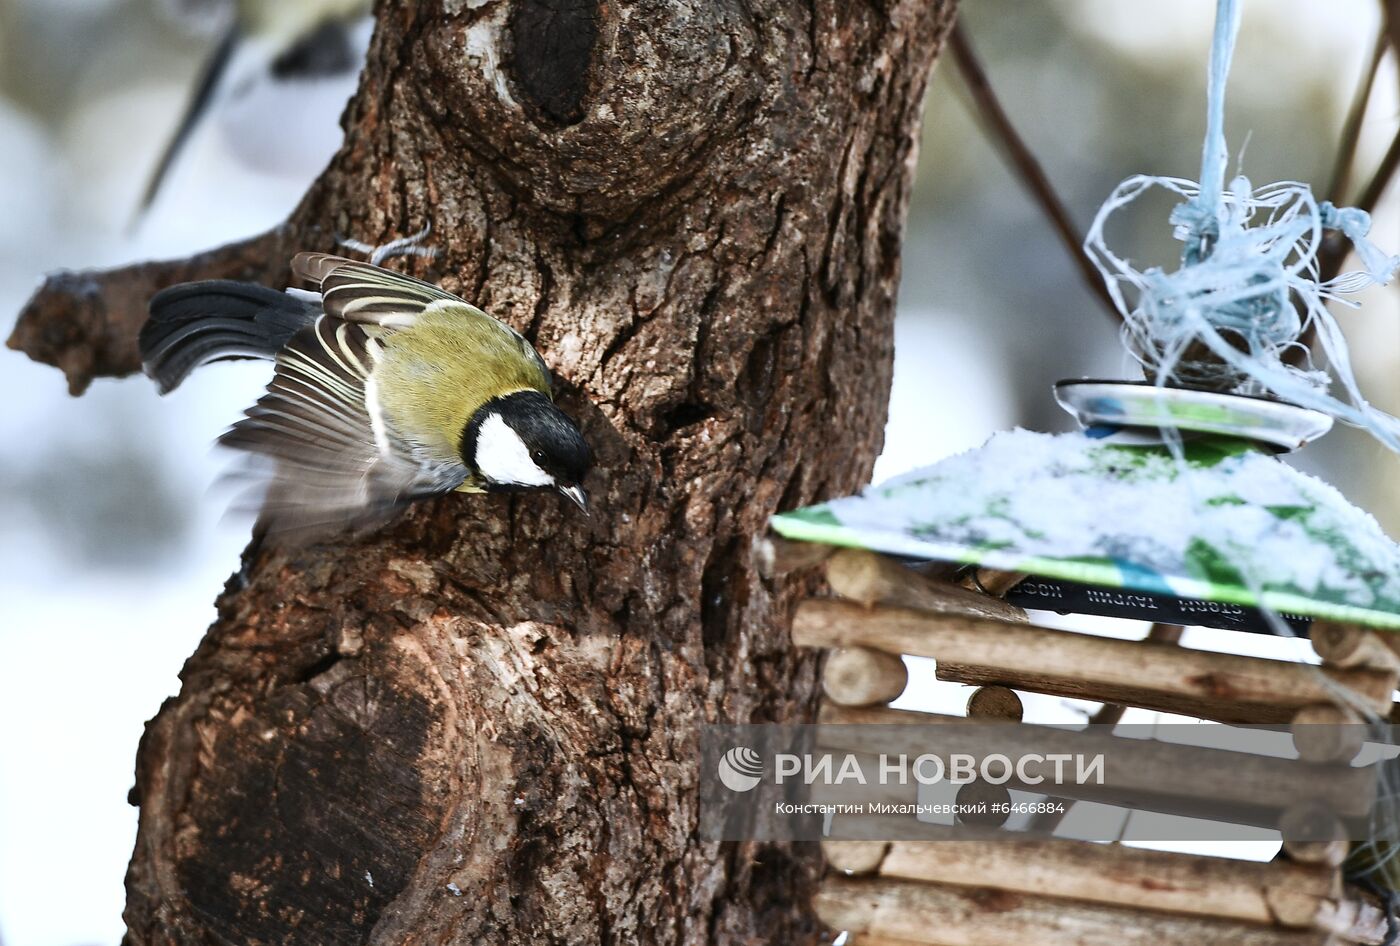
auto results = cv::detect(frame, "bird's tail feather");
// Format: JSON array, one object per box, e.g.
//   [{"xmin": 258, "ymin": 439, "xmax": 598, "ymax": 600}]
[{"xmin": 141, "ymin": 280, "xmax": 316, "ymax": 393}]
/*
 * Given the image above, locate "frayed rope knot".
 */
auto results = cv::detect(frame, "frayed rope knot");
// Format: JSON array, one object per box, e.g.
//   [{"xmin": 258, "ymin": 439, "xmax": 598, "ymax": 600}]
[
  {"xmin": 1319, "ymin": 203, "xmax": 1400, "ymax": 279},
  {"xmin": 1083, "ymin": 0, "xmax": 1400, "ymax": 452}
]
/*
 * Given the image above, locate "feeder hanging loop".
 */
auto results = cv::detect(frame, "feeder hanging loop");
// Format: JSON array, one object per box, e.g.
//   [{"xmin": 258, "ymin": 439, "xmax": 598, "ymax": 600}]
[{"xmin": 1082, "ymin": 0, "xmax": 1400, "ymax": 452}]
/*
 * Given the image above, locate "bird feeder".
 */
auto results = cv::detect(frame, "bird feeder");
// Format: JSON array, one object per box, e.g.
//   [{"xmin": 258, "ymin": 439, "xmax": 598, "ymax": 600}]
[{"xmin": 766, "ymin": 381, "xmax": 1400, "ymax": 945}]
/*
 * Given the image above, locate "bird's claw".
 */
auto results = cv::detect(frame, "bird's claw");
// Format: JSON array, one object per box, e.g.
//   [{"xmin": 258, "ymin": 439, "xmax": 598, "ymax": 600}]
[{"xmin": 338, "ymin": 223, "xmax": 438, "ymax": 266}]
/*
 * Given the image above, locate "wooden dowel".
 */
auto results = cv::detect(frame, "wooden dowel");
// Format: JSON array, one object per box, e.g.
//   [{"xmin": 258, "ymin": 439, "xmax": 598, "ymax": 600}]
[
  {"xmin": 1281, "ymin": 840, "xmax": 1350, "ymax": 869},
  {"xmin": 817, "ymin": 704, "xmax": 1377, "ymax": 824},
  {"xmin": 824, "ymin": 812, "xmax": 1335, "ymax": 928},
  {"xmin": 826, "ymin": 549, "xmax": 1027, "ymax": 622},
  {"xmin": 816, "ymin": 876, "xmax": 1330, "ymax": 946},
  {"xmin": 1291, "ymin": 704, "xmax": 1366, "ymax": 765},
  {"xmin": 794, "ymin": 600, "xmax": 1396, "ymax": 724},
  {"xmin": 965, "ymin": 685, "xmax": 1023, "ymax": 720},
  {"xmin": 832, "ymin": 834, "xmax": 1336, "ymax": 928},
  {"xmin": 824, "ymin": 647, "xmax": 909, "ymax": 706},
  {"xmin": 954, "ymin": 781, "xmax": 1012, "ymax": 827},
  {"xmin": 1311, "ymin": 621, "xmax": 1400, "ymax": 673},
  {"xmin": 822, "ymin": 839, "xmax": 890, "ymax": 875},
  {"xmin": 755, "ymin": 535, "xmax": 834, "ymax": 577},
  {"xmin": 1280, "ymin": 801, "xmax": 1350, "ymax": 867}
]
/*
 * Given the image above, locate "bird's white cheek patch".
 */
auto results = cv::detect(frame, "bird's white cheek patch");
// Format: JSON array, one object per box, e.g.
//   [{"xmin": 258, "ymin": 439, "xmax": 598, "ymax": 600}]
[{"xmin": 476, "ymin": 414, "xmax": 553, "ymax": 487}]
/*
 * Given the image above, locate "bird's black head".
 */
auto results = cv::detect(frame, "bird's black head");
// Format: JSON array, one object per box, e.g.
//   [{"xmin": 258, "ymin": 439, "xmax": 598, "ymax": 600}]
[{"xmin": 461, "ymin": 390, "xmax": 592, "ymax": 511}]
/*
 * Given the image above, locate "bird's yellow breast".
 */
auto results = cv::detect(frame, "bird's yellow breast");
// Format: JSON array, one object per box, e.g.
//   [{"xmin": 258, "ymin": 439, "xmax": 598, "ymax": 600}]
[{"xmin": 372, "ymin": 304, "xmax": 551, "ymax": 461}]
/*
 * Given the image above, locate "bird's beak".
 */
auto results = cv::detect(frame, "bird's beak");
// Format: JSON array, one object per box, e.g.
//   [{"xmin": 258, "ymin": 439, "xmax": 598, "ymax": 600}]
[{"xmin": 559, "ymin": 484, "xmax": 589, "ymax": 515}]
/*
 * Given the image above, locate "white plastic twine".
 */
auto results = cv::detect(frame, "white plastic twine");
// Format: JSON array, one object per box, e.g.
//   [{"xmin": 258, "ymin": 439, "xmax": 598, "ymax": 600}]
[{"xmin": 1083, "ymin": 0, "xmax": 1400, "ymax": 450}]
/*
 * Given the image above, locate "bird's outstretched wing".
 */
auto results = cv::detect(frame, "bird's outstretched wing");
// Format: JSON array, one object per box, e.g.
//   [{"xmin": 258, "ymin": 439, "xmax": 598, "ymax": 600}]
[
  {"xmin": 220, "ymin": 313, "xmax": 466, "ymax": 540},
  {"xmin": 291, "ymin": 252, "xmax": 553, "ymax": 391},
  {"xmin": 292, "ymin": 252, "xmax": 458, "ymax": 326}
]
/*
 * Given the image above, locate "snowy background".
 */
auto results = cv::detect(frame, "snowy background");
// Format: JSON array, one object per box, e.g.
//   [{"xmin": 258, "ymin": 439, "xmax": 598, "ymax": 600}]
[{"xmin": 0, "ymin": 1, "xmax": 1396, "ymax": 943}]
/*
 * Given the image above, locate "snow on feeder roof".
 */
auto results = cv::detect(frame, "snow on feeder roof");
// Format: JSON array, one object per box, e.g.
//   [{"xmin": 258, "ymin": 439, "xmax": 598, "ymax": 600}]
[{"xmin": 771, "ymin": 427, "xmax": 1400, "ymax": 630}]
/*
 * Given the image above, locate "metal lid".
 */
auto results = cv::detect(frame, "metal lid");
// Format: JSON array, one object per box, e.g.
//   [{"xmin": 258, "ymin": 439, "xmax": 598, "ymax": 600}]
[{"xmin": 1054, "ymin": 379, "xmax": 1333, "ymax": 453}]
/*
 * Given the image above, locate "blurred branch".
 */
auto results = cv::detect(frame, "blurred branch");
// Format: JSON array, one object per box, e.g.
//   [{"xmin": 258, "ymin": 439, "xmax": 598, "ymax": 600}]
[
  {"xmin": 947, "ymin": 22, "xmax": 1122, "ymax": 326},
  {"xmin": 1386, "ymin": 0, "xmax": 1400, "ymax": 78},
  {"xmin": 6, "ymin": 228, "xmax": 287, "ymax": 395},
  {"xmin": 1351, "ymin": 129, "xmax": 1400, "ymax": 223},
  {"xmin": 1293, "ymin": 6, "xmax": 1400, "ymax": 362},
  {"xmin": 1324, "ymin": 31, "xmax": 1386, "ymax": 208},
  {"xmin": 1319, "ymin": 9, "xmax": 1399, "ymax": 283}
]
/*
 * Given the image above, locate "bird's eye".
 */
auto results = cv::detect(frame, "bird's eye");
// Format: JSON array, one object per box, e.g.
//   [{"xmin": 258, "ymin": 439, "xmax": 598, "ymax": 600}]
[{"xmin": 531, "ymin": 449, "xmax": 545, "ymax": 463}]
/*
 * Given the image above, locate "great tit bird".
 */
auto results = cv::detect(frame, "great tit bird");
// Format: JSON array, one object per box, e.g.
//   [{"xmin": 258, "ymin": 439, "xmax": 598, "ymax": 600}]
[
  {"xmin": 140, "ymin": 0, "xmax": 372, "ymax": 215},
  {"xmin": 139, "ymin": 252, "xmax": 592, "ymax": 539}
]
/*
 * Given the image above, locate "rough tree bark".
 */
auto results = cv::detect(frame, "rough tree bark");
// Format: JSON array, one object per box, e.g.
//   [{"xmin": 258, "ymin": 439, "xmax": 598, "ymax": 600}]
[{"xmin": 9, "ymin": 1, "xmax": 955, "ymax": 942}]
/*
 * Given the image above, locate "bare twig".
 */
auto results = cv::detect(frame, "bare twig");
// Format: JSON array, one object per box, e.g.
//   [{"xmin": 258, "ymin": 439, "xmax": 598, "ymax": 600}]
[
  {"xmin": 1352, "ymin": 128, "xmax": 1400, "ymax": 222},
  {"xmin": 1385, "ymin": 0, "xmax": 1400, "ymax": 75},
  {"xmin": 1324, "ymin": 31, "xmax": 1387, "ymax": 208},
  {"xmin": 947, "ymin": 22, "xmax": 1122, "ymax": 326},
  {"xmin": 1293, "ymin": 7, "xmax": 1398, "ymax": 360},
  {"xmin": 1317, "ymin": 126, "xmax": 1400, "ymax": 286}
]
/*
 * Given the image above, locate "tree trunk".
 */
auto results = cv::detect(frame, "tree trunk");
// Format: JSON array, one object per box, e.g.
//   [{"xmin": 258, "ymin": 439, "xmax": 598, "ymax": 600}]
[{"xmin": 10, "ymin": 1, "xmax": 955, "ymax": 942}]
